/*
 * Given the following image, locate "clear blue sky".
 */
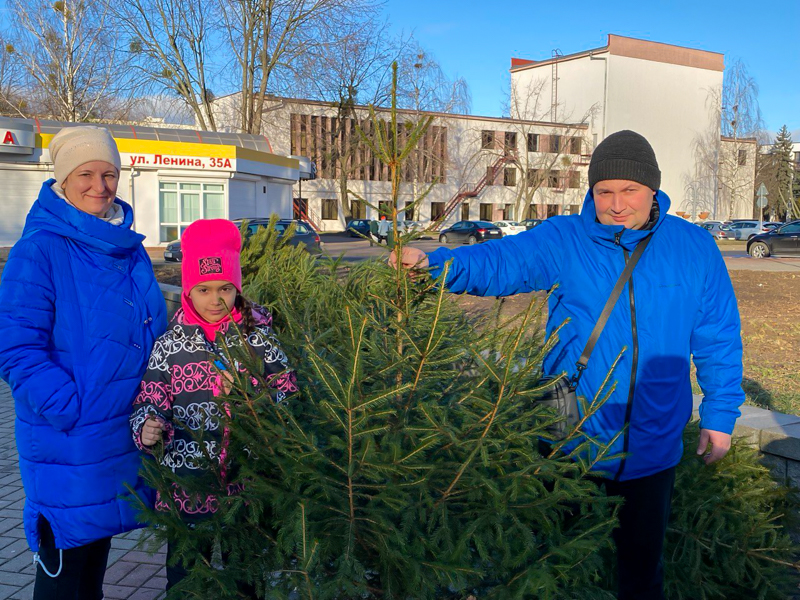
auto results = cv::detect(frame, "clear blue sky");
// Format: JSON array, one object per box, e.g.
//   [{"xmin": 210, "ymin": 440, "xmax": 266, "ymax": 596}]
[{"xmin": 383, "ymin": 0, "xmax": 800, "ymax": 136}]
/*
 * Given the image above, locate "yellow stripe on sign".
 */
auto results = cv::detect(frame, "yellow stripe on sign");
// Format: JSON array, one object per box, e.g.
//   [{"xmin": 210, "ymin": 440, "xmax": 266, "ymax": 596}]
[
  {"xmin": 37, "ymin": 133, "xmax": 297, "ymax": 169},
  {"xmin": 38, "ymin": 133, "xmax": 236, "ymax": 158}
]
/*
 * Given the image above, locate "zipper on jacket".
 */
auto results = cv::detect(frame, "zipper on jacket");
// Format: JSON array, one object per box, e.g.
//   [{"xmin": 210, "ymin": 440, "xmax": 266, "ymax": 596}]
[{"xmin": 614, "ymin": 247, "xmax": 638, "ymax": 481}]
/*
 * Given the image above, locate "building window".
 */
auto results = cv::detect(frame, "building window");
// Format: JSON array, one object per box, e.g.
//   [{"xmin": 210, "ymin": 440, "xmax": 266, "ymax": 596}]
[
  {"xmin": 431, "ymin": 202, "xmax": 445, "ymax": 221},
  {"xmin": 569, "ymin": 204, "xmax": 581, "ymax": 215},
  {"xmin": 569, "ymin": 137, "xmax": 581, "ymax": 155},
  {"xmin": 461, "ymin": 203, "xmax": 470, "ymax": 221},
  {"xmin": 378, "ymin": 200, "xmax": 392, "ymax": 218},
  {"xmin": 479, "ymin": 203, "xmax": 493, "ymax": 221},
  {"xmin": 321, "ymin": 198, "xmax": 338, "ymax": 220},
  {"xmin": 546, "ymin": 204, "xmax": 559, "ymax": 218},
  {"xmin": 526, "ymin": 168, "xmax": 540, "ymax": 187},
  {"xmin": 404, "ymin": 201, "xmax": 416, "ymax": 221},
  {"xmin": 159, "ymin": 181, "xmax": 225, "ymax": 242},
  {"xmin": 527, "ymin": 133, "xmax": 539, "ymax": 152},
  {"xmin": 738, "ymin": 149, "xmax": 747, "ymax": 166},
  {"xmin": 504, "ymin": 132, "xmax": 517, "ymax": 151},
  {"xmin": 352, "ymin": 200, "xmax": 366, "ymax": 220},
  {"xmin": 550, "ymin": 135, "xmax": 561, "ymax": 153},
  {"xmin": 486, "ymin": 165, "xmax": 497, "ymax": 185},
  {"xmin": 504, "ymin": 203, "xmax": 514, "ymax": 220},
  {"xmin": 528, "ymin": 204, "xmax": 537, "ymax": 219},
  {"xmin": 547, "ymin": 170, "xmax": 561, "ymax": 188},
  {"xmin": 481, "ymin": 130, "xmax": 495, "ymax": 150},
  {"xmin": 568, "ymin": 171, "xmax": 581, "ymax": 189},
  {"xmin": 504, "ymin": 167, "xmax": 517, "ymax": 187}
]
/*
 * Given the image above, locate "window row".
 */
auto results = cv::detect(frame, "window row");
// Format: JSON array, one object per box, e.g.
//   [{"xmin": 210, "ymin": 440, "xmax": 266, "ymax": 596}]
[
  {"xmin": 321, "ymin": 198, "xmax": 581, "ymax": 222},
  {"xmin": 291, "ymin": 113, "xmax": 448, "ymax": 184},
  {"xmin": 485, "ymin": 167, "xmax": 581, "ymax": 189},
  {"xmin": 481, "ymin": 131, "xmax": 582, "ymax": 155}
]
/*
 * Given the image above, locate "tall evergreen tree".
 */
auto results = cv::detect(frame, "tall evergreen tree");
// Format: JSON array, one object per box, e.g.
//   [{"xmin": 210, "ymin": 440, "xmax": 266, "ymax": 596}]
[{"xmin": 773, "ymin": 125, "xmax": 797, "ymax": 220}]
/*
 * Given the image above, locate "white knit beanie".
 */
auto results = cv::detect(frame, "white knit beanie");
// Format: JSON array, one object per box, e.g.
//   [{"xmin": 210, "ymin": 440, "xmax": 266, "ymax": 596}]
[{"xmin": 49, "ymin": 126, "xmax": 121, "ymax": 185}]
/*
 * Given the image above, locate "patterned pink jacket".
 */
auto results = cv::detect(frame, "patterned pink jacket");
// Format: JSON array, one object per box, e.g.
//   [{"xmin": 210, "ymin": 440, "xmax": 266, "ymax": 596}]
[{"xmin": 129, "ymin": 305, "xmax": 297, "ymax": 518}]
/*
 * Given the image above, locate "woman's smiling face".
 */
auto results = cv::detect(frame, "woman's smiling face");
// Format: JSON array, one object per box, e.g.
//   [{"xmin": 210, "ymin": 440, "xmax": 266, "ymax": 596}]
[{"xmin": 61, "ymin": 161, "xmax": 119, "ymax": 218}]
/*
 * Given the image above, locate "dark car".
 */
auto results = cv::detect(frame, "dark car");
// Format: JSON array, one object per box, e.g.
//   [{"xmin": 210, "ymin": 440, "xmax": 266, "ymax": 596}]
[
  {"xmin": 164, "ymin": 219, "xmax": 321, "ymax": 262},
  {"xmin": 746, "ymin": 221, "xmax": 800, "ymax": 258},
  {"xmin": 438, "ymin": 220, "xmax": 503, "ymax": 245},
  {"xmin": 521, "ymin": 218, "xmax": 544, "ymax": 230},
  {"xmin": 346, "ymin": 219, "xmax": 373, "ymax": 237}
]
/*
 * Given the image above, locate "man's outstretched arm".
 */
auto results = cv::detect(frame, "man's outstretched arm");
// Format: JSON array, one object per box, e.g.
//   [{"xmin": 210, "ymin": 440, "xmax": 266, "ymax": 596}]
[{"xmin": 390, "ymin": 222, "xmax": 565, "ymax": 297}]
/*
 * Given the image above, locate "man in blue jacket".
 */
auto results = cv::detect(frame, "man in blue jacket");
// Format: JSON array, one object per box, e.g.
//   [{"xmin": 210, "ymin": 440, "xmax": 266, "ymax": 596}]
[{"xmin": 391, "ymin": 130, "xmax": 744, "ymax": 599}]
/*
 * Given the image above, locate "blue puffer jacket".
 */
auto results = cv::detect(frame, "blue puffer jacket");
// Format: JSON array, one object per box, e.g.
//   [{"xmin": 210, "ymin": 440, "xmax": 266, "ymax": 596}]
[
  {"xmin": 428, "ymin": 190, "xmax": 744, "ymax": 481},
  {"xmin": 0, "ymin": 180, "xmax": 167, "ymax": 551}
]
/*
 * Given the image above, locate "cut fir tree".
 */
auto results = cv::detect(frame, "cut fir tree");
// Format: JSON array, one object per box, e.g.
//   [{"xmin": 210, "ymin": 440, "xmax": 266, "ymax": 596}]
[{"xmin": 138, "ymin": 240, "xmax": 621, "ymax": 600}]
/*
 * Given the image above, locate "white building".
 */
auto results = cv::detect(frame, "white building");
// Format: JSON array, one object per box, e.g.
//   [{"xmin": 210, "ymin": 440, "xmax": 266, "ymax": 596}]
[
  {"xmin": 510, "ymin": 34, "xmax": 753, "ymax": 219},
  {"xmin": 213, "ymin": 95, "xmax": 591, "ymax": 232},
  {"xmin": 0, "ymin": 118, "xmax": 299, "ymax": 246}
]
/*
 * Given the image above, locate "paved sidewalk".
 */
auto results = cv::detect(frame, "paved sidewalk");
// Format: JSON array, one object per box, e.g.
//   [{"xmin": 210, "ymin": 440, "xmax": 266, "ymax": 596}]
[{"xmin": 0, "ymin": 381, "xmax": 167, "ymax": 600}]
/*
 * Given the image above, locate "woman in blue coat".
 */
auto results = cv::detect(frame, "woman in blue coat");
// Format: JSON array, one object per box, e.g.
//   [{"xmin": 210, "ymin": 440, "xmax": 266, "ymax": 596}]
[{"xmin": 0, "ymin": 126, "xmax": 167, "ymax": 599}]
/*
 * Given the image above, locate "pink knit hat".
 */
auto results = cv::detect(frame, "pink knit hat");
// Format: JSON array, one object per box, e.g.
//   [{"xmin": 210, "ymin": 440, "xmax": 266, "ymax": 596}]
[{"xmin": 181, "ymin": 219, "xmax": 242, "ymax": 292}]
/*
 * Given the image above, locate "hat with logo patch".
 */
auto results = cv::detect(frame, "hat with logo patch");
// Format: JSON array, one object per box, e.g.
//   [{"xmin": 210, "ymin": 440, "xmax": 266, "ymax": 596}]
[{"xmin": 181, "ymin": 219, "xmax": 242, "ymax": 292}]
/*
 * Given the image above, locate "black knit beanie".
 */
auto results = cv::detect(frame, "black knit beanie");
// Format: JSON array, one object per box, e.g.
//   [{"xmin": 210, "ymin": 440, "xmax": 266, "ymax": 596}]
[{"xmin": 588, "ymin": 130, "xmax": 661, "ymax": 191}]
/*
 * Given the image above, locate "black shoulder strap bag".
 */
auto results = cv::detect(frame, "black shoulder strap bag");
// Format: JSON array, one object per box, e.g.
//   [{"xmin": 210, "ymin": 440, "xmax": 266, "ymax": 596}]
[{"xmin": 537, "ymin": 234, "xmax": 652, "ymax": 439}]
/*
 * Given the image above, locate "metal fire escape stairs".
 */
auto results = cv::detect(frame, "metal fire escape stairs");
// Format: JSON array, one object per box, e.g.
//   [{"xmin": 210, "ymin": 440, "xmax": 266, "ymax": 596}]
[{"xmin": 429, "ymin": 153, "xmax": 516, "ymax": 231}]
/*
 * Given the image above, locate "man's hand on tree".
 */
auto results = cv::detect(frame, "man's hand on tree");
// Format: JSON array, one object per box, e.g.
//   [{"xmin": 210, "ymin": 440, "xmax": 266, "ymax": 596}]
[
  {"xmin": 696, "ymin": 428, "xmax": 732, "ymax": 465},
  {"xmin": 388, "ymin": 247, "xmax": 429, "ymax": 271}
]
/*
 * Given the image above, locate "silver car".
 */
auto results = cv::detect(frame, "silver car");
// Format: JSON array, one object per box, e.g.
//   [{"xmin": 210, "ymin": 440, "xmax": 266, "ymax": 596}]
[
  {"xmin": 727, "ymin": 221, "xmax": 771, "ymax": 241},
  {"xmin": 701, "ymin": 223, "xmax": 731, "ymax": 240}
]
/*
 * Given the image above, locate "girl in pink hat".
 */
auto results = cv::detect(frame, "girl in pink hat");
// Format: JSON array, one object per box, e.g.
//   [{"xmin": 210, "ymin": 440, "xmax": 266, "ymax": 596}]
[{"xmin": 129, "ymin": 219, "xmax": 297, "ymax": 595}]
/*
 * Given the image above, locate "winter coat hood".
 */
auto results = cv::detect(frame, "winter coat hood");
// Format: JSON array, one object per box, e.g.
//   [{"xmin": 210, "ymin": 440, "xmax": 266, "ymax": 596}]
[{"xmin": 26, "ymin": 179, "xmax": 143, "ymax": 255}]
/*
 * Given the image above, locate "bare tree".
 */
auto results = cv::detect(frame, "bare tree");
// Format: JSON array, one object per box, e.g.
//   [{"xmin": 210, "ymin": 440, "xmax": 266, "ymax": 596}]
[
  {"xmin": 220, "ymin": 0, "xmax": 379, "ymax": 134},
  {"xmin": 394, "ymin": 44, "xmax": 470, "ymax": 115},
  {"xmin": 493, "ymin": 76, "xmax": 595, "ymax": 221},
  {"xmin": 117, "ymin": 0, "xmax": 221, "ymax": 130},
  {"xmin": 691, "ymin": 59, "xmax": 764, "ymax": 220},
  {"xmin": 4, "ymin": 0, "xmax": 124, "ymax": 121},
  {"xmin": 285, "ymin": 17, "xmax": 399, "ymax": 219},
  {"xmin": 0, "ymin": 37, "xmax": 27, "ymax": 116}
]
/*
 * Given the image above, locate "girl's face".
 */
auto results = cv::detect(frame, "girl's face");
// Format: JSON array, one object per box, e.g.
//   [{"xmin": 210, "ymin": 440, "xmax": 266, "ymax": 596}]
[
  {"xmin": 61, "ymin": 161, "xmax": 119, "ymax": 217},
  {"xmin": 188, "ymin": 281, "xmax": 238, "ymax": 323}
]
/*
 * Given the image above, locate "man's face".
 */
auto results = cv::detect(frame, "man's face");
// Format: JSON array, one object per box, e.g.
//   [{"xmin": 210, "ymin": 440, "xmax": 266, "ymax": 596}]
[{"xmin": 593, "ymin": 180, "xmax": 655, "ymax": 230}]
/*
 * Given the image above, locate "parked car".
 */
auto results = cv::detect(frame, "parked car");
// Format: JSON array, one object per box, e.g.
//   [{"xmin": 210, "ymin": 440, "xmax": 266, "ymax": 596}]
[
  {"xmin": 163, "ymin": 219, "xmax": 321, "ymax": 262},
  {"xmin": 388, "ymin": 220, "xmax": 422, "ymax": 234},
  {"xmin": 438, "ymin": 221, "xmax": 503, "ymax": 245},
  {"xmin": 493, "ymin": 221, "xmax": 527, "ymax": 236},
  {"xmin": 746, "ymin": 221, "xmax": 800, "ymax": 258},
  {"xmin": 346, "ymin": 219, "xmax": 372, "ymax": 237},
  {"xmin": 701, "ymin": 222, "xmax": 731, "ymax": 240},
  {"xmin": 727, "ymin": 220, "xmax": 772, "ymax": 241},
  {"xmin": 521, "ymin": 218, "xmax": 544, "ymax": 230}
]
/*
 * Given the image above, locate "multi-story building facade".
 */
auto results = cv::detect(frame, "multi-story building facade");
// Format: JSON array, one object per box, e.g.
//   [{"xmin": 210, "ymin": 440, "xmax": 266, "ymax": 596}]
[
  {"xmin": 213, "ymin": 95, "xmax": 591, "ymax": 231},
  {"xmin": 209, "ymin": 34, "xmax": 757, "ymax": 230},
  {"xmin": 509, "ymin": 34, "xmax": 754, "ymax": 220}
]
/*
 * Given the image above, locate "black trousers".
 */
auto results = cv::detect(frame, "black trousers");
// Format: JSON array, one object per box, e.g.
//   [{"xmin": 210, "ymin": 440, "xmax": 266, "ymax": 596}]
[
  {"xmin": 599, "ymin": 466, "xmax": 676, "ymax": 600},
  {"xmin": 33, "ymin": 518, "xmax": 111, "ymax": 600},
  {"xmin": 166, "ymin": 541, "xmax": 257, "ymax": 598}
]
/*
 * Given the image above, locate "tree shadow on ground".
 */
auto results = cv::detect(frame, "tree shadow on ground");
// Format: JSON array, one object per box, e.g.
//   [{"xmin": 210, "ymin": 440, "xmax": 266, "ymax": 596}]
[{"xmin": 742, "ymin": 377, "xmax": 774, "ymax": 410}]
